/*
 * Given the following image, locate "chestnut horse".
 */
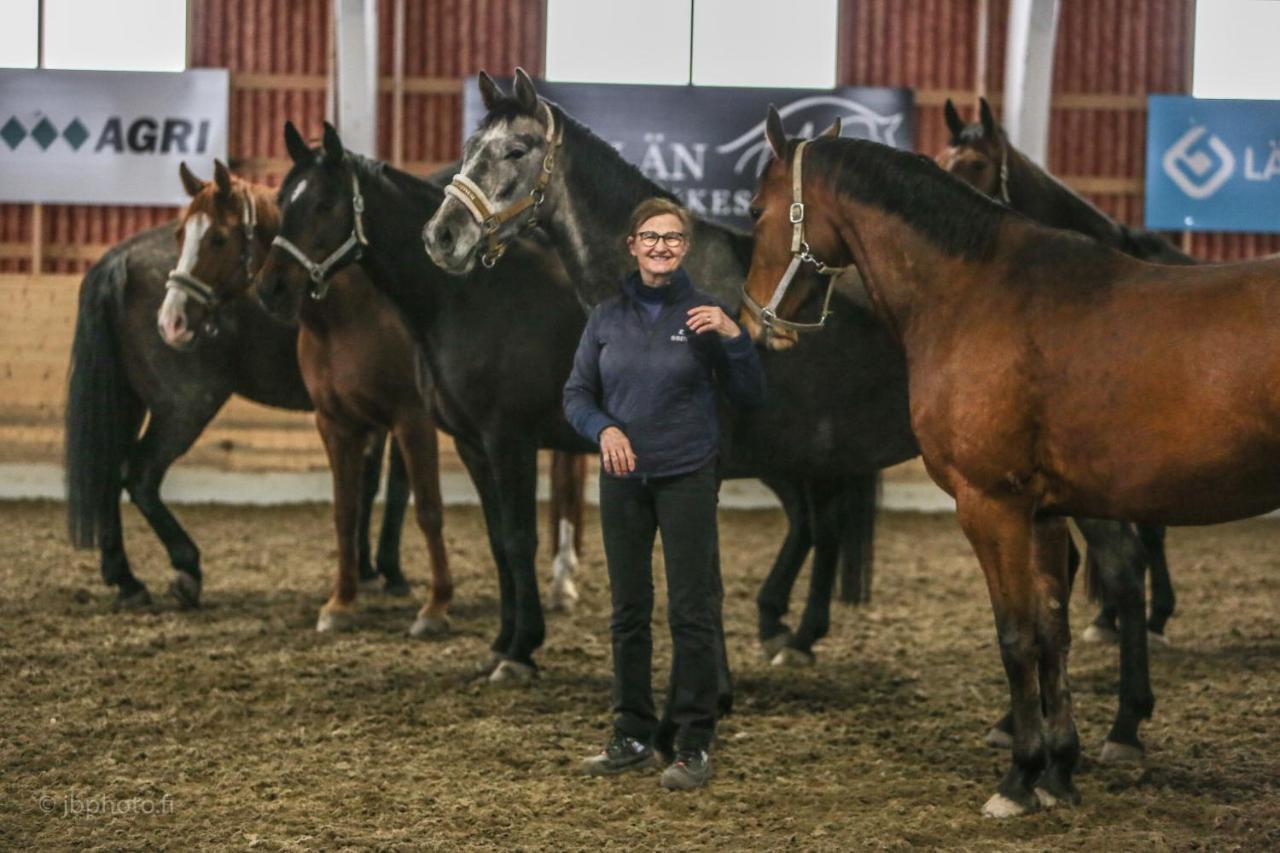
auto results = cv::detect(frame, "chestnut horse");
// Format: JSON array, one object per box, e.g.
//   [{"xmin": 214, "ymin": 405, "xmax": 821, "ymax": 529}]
[
  {"xmin": 166, "ymin": 161, "xmax": 586, "ymax": 635},
  {"xmin": 937, "ymin": 97, "xmax": 1185, "ymax": 644},
  {"xmin": 743, "ymin": 108, "xmax": 1280, "ymax": 816}
]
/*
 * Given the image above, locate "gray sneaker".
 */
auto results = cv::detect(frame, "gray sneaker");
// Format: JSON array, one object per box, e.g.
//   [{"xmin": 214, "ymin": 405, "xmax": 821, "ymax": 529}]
[
  {"xmin": 580, "ymin": 733, "xmax": 659, "ymax": 776},
  {"xmin": 660, "ymin": 749, "xmax": 712, "ymax": 790}
]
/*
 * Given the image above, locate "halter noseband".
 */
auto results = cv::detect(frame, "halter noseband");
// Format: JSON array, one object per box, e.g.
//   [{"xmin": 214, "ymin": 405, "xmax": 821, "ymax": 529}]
[
  {"xmin": 741, "ymin": 139, "xmax": 853, "ymax": 337},
  {"xmin": 270, "ymin": 169, "xmax": 368, "ymax": 299},
  {"xmin": 445, "ymin": 101, "xmax": 563, "ymax": 268},
  {"xmin": 165, "ymin": 188, "xmax": 261, "ymax": 337}
]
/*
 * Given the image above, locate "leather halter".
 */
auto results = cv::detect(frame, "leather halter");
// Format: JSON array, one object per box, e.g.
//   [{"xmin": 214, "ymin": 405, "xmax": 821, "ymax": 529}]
[
  {"xmin": 445, "ymin": 101, "xmax": 563, "ymax": 268},
  {"xmin": 996, "ymin": 137, "xmax": 1011, "ymax": 204},
  {"xmin": 741, "ymin": 139, "xmax": 853, "ymax": 336},
  {"xmin": 270, "ymin": 169, "xmax": 368, "ymax": 299},
  {"xmin": 165, "ymin": 188, "xmax": 260, "ymax": 337}
]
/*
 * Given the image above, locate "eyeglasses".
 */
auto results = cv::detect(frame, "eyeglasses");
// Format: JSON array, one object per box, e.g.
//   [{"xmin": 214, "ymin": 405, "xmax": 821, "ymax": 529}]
[{"xmin": 635, "ymin": 230, "xmax": 687, "ymax": 248}]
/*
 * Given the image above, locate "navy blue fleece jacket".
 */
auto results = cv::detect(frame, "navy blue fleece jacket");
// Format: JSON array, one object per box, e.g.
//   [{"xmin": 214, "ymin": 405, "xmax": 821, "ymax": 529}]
[{"xmin": 563, "ymin": 268, "xmax": 766, "ymax": 478}]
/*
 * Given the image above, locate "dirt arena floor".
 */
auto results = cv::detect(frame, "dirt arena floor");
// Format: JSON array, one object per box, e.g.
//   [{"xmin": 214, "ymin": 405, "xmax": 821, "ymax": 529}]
[{"xmin": 2, "ymin": 500, "xmax": 1277, "ymax": 851}]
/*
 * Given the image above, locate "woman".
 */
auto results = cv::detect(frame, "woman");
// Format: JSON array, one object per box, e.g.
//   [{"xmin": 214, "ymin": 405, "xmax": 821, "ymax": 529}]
[{"xmin": 563, "ymin": 197, "xmax": 765, "ymax": 790}]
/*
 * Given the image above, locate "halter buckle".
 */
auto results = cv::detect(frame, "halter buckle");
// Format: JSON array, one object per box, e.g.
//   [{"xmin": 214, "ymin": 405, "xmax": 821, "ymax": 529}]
[{"xmin": 789, "ymin": 202, "xmax": 805, "ymax": 224}]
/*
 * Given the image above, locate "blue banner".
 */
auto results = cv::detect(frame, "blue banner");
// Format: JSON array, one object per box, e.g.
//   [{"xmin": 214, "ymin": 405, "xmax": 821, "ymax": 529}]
[
  {"xmin": 465, "ymin": 78, "xmax": 914, "ymax": 231},
  {"xmin": 1145, "ymin": 95, "xmax": 1280, "ymax": 233}
]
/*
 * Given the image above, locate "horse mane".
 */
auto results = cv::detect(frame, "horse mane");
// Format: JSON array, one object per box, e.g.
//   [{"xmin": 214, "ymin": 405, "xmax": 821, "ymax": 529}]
[{"xmin": 807, "ymin": 137, "xmax": 1009, "ymax": 261}]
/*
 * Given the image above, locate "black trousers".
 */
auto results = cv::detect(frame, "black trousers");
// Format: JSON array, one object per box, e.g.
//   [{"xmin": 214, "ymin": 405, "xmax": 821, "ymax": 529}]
[{"xmin": 600, "ymin": 463, "xmax": 727, "ymax": 752}]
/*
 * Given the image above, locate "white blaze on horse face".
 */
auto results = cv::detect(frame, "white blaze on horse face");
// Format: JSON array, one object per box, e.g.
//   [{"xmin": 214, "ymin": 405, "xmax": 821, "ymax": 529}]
[
  {"xmin": 290, "ymin": 179, "xmax": 308, "ymax": 204},
  {"xmin": 158, "ymin": 212, "xmax": 210, "ymax": 346}
]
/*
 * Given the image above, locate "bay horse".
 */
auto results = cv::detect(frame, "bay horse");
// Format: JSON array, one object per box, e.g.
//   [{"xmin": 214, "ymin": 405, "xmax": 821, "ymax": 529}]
[
  {"xmin": 165, "ymin": 160, "xmax": 455, "ymax": 635},
  {"xmin": 937, "ymin": 97, "xmax": 1185, "ymax": 645},
  {"xmin": 743, "ymin": 107, "xmax": 1280, "ymax": 816},
  {"xmin": 66, "ymin": 203, "xmax": 408, "ymax": 612},
  {"xmin": 255, "ymin": 123, "xmax": 609, "ymax": 686},
  {"xmin": 423, "ymin": 70, "xmax": 899, "ymax": 670}
]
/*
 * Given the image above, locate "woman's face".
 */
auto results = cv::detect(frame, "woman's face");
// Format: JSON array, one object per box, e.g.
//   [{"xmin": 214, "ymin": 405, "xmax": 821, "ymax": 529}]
[{"xmin": 628, "ymin": 213, "xmax": 689, "ymax": 281}]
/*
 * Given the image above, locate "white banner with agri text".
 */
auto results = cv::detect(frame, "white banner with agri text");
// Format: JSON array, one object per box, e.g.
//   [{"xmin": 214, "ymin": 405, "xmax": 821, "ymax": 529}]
[{"xmin": 0, "ymin": 68, "xmax": 229, "ymax": 206}]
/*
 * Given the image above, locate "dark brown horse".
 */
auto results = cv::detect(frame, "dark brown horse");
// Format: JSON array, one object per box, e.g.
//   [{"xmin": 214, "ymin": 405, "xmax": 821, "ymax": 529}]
[
  {"xmin": 167, "ymin": 161, "xmax": 454, "ymax": 635},
  {"xmin": 66, "ymin": 188, "xmax": 409, "ymax": 611},
  {"xmin": 744, "ymin": 108, "xmax": 1280, "ymax": 816},
  {"xmin": 937, "ymin": 97, "xmax": 1185, "ymax": 646}
]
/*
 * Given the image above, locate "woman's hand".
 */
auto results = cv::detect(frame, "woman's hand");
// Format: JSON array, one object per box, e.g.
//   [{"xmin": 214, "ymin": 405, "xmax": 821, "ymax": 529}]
[
  {"xmin": 599, "ymin": 426, "xmax": 636, "ymax": 475},
  {"xmin": 687, "ymin": 304, "xmax": 743, "ymax": 339}
]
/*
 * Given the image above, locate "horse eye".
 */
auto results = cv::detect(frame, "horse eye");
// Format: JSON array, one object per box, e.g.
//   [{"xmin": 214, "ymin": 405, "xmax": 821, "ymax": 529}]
[
  {"xmin": 749, "ymin": 207, "xmax": 763, "ymax": 222},
  {"xmin": 505, "ymin": 148, "xmax": 527, "ymax": 161}
]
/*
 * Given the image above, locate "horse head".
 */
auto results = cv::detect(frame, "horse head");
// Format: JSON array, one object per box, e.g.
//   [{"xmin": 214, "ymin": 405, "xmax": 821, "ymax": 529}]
[
  {"xmin": 935, "ymin": 96, "xmax": 1009, "ymax": 202},
  {"xmin": 422, "ymin": 68, "xmax": 561, "ymax": 275},
  {"xmin": 741, "ymin": 106, "xmax": 848, "ymax": 351},
  {"xmin": 255, "ymin": 121, "xmax": 367, "ymax": 323},
  {"xmin": 158, "ymin": 160, "xmax": 271, "ymax": 350}
]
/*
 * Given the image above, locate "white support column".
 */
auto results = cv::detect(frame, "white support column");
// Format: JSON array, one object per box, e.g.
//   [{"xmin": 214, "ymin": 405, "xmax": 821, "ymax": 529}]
[
  {"xmin": 333, "ymin": 0, "xmax": 379, "ymax": 157},
  {"xmin": 1002, "ymin": 0, "xmax": 1060, "ymax": 167}
]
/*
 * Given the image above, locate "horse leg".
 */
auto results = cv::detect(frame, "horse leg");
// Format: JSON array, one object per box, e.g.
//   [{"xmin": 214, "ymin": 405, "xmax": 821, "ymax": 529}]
[
  {"xmin": 123, "ymin": 405, "xmax": 221, "ymax": 609},
  {"xmin": 1082, "ymin": 547, "xmax": 1121, "ymax": 646},
  {"xmin": 483, "ymin": 435, "xmax": 544, "ymax": 685},
  {"xmin": 1029, "ymin": 515, "xmax": 1080, "ymax": 809},
  {"xmin": 315, "ymin": 414, "xmax": 368, "ymax": 633},
  {"xmin": 1075, "ymin": 519, "xmax": 1154, "ymax": 764},
  {"xmin": 546, "ymin": 450, "xmax": 586, "ymax": 612},
  {"xmin": 394, "ymin": 416, "xmax": 452, "ymax": 638},
  {"xmin": 755, "ymin": 477, "xmax": 812, "ymax": 655},
  {"xmin": 376, "ymin": 439, "xmax": 411, "ymax": 595},
  {"xmin": 777, "ymin": 479, "xmax": 842, "ymax": 667},
  {"xmin": 955, "ymin": 488, "xmax": 1049, "ymax": 818},
  {"xmin": 355, "ymin": 430, "xmax": 387, "ymax": 585},
  {"xmin": 99, "ymin": 401, "xmax": 150, "ymax": 608},
  {"xmin": 454, "ymin": 437, "xmax": 514, "ymax": 672},
  {"xmin": 986, "ymin": 536, "xmax": 1081, "ymax": 749},
  {"xmin": 837, "ymin": 472, "xmax": 880, "ymax": 604},
  {"xmin": 1140, "ymin": 523, "xmax": 1175, "ymax": 643}
]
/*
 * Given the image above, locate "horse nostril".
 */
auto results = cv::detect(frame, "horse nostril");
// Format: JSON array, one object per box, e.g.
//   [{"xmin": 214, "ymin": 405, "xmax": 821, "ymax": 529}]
[{"xmin": 437, "ymin": 227, "xmax": 454, "ymax": 252}]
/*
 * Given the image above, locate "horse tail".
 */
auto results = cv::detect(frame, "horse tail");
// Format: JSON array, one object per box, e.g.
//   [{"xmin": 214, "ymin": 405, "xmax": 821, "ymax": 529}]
[
  {"xmin": 65, "ymin": 251, "xmax": 138, "ymax": 548},
  {"xmin": 838, "ymin": 471, "xmax": 881, "ymax": 603}
]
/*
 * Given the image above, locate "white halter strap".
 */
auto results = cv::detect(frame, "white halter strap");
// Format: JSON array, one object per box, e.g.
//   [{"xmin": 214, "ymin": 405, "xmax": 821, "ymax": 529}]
[
  {"xmin": 165, "ymin": 188, "xmax": 260, "ymax": 310},
  {"xmin": 270, "ymin": 169, "xmax": 368, "ymax": 299}
]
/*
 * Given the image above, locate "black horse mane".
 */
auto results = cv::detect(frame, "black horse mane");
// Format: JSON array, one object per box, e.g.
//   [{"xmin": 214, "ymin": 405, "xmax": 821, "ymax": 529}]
[
  {"xmin": 804, "ymin": 136, "xmax": 1009, "ymax": 261},
  {"xmin": 481, "ymin": 95, "xmax": 754, "ymax": 264}
]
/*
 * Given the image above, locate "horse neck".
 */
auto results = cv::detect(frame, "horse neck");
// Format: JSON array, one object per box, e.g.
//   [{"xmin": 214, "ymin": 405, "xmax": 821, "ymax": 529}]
[
  {"xmin": 1006, "ymin": 146, "xmax": 1126, "ymax": 247},
  {"xmin": 548, "ymin": 120, "xmax": 750, "ymax": 308}
]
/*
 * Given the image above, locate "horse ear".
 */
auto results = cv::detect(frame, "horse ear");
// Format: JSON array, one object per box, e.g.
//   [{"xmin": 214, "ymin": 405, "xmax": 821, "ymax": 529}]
[
  {"xmin": 179, "ymin": 161, "xmax": 205, "ymax": 198},
  {"xmin": 284, "ymin": 121, "xmax": 311, "ymax": 165},
  {"xmin": 213, "ymin": 159, "xmax": 233, "ymax": 197},
  {"xmin": 478, "ymin": 70, "xmax": 504, "ymax": 111},
  {"xmin": 818, "ymin": 116, "xmax": 842, "ymax": 139},
  {"xmin": 979, "ymin": 97, "xmax": 998, "ymax": 138},
  {"xmin": 943, "ymin": 98, "xmax": 965, "ymax": 139},
  {"xmin": 765, "ymin": 105, "xmax": 788, "ymax": 160},
  {"xmin": 321, "ymin": 121, "xmax": 344, "ymax": 165},
  {"xmin": 513, "ymin": 67, "xmax": 539, "ymax": 114}
]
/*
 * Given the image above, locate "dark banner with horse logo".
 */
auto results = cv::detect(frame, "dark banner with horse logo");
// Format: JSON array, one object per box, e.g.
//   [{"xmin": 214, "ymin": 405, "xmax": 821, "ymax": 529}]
[{"xmin": 464, "ymin": 78, "xmax": 914, "ymax": 230}]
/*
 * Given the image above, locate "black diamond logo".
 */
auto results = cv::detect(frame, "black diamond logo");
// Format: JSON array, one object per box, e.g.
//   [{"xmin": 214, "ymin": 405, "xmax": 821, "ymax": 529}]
[
  {"xmin": 31, "ymin": 118, "xmax": 58, "ymax": 150},
  {"xmin": 1, "ymin": 117, "xmax": 26, "ymax": 150},
  {"xmin": 63, "ymin": 118, "xmax": 89, "ymax": 151}
]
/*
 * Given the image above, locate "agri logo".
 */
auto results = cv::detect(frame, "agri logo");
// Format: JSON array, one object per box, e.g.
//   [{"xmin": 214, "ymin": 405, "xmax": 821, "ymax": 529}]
[
  {"xmin": 1162, "ymin": 125, "xmax": 1235, "ymax": 200},
  {"xmin": 1, "ymin": 114, "xmax": 214, "ymax": 155}
]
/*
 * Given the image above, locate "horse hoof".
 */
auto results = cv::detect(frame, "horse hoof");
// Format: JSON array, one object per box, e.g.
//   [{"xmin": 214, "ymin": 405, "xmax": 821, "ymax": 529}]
[
  {"xmin": 760, "ymin": 630, "xmax": 793, "ymax": 659},
  {"xmin": 167, "ymin": 573, "xmax": 201, "ymax": 609},
  {"xmin": 770, "ymin": 646, "xmax": 815, "ymax": 668},
  {"xmin": 488, "ymin": 660, "xmax": 537, "ymax": 686},
  {"xmin": 985, "ymin": 726, "xmax": 1014, "ymax": 750},
  {"xmin": 1081, "ymin": 623, "xmax": 1120, "ymax": 645},
  {"xmin": 1099, "ymin": 740, "xmax": 1145, "ymax": 765},
  {"xmin": 1148, "ymin": 630, "xmax": 1171, "ymax": 650},
  {"xmin": 113, "ymin": 586, "xmax": 153, "ymax": 612},
  {"xmin": 545, "ymin": 578, "xmax": 579, "ymax": 612},
  {"xmin": 408, "ymin": 614, "xmax": 451, "ymax": 638},
  {"xmin": 982, "ymin": 793, "xmax": 1033, "ymax": 819},
  {"xmin": 316, "ymin": 609, "xmax": 353, "ymax": 633}
]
